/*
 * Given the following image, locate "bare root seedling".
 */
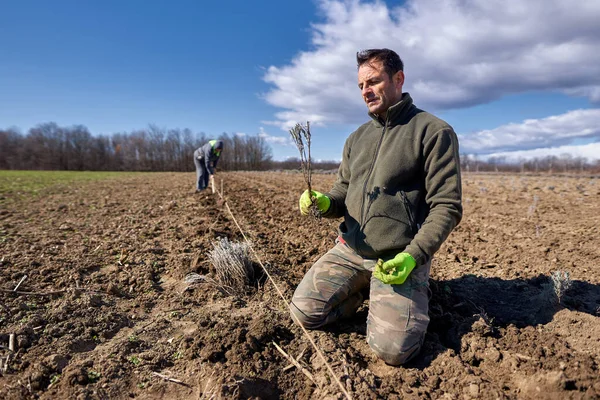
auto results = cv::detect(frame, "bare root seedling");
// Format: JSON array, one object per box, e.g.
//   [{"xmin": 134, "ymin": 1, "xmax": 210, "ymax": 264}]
[
  {"xmin": 208, "ymin": 237, "xmax": 254, "ymax": 295},
  {"xmin": 289, "ymin": 121, "xmax": 321, "ymax": 219},
  {"xmin": 527, "ymin": 195, "xmax": 539, "ymax": 217},
  {"xmin": 551, "ymin": 270, "xmax": 572, "ymax": 304}
]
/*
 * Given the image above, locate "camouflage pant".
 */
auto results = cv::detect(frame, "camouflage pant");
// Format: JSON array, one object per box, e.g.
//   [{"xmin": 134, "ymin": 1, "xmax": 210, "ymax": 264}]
[{"xmin": 290, "ymin": 240, "xmax": 431, "ymax": 366}]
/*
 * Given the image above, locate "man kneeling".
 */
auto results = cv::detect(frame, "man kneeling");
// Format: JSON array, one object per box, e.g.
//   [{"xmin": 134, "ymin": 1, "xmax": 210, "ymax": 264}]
[{"xmin": 290, "ymin": 48, "xmax": 462, "ymax": 365}]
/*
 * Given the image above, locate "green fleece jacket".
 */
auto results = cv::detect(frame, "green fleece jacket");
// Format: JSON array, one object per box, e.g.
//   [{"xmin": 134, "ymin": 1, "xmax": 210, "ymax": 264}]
[{"xmin": 324, "ymin": 93, "xmax": 462, "ymax": 266}]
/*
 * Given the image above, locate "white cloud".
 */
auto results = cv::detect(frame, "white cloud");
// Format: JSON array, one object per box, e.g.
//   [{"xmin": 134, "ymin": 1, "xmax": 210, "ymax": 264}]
[
  {"xmin": 257, "ymin": 127, "xmax": 292, "ymax": 146},
  {"xmin": 481, "ymin": 142, "xmax": 600, "ymax": 162},
  {"xmin": 459, "ymin": 108, "xmax": 600, "ymax": 153},
  {"xmin": 262, "ymin": 0, "xmax": 600, "ymax": 129}
]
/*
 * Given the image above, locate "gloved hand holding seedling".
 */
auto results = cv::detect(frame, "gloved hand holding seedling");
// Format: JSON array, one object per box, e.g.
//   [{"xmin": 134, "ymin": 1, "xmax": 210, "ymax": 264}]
[
  {"xmin": 290, "ymin": 121, "xmax": 325, "ymax": 218},
  {"xmin": 299, "ymin": 190, "xmax": 330, "ymax": 215}
]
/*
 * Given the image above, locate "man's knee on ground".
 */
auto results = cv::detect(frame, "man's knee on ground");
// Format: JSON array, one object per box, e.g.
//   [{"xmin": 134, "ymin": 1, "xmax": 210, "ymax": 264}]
[
  {"xmin": 368, "ymin": 330, "xmax": 425, "ymax": 366},
  {"xmin": 289, "ymin": 300, "xmax": 328, "ymax": 330}
]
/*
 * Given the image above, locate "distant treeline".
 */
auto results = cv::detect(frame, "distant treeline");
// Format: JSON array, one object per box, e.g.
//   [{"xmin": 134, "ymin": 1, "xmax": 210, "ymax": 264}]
[
  {"xmin": 3, "ymin": 122, "xmax": 599, "ymax": 174},
  {"xmin": 462, "ymin": 154, "xmax": 600, "ymax": 174},
  {"xmin": 0, "ymin": 123, "xmax": 279, "ymax": 172}
]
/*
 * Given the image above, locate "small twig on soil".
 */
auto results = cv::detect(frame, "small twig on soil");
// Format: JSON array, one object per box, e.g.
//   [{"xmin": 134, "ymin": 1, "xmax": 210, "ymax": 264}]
[
  {"xmin": 341, "ymin": 353, "xmax": 352, "ymax": 390},
  {"xmin": 151, "ymin": 371, "xmax": 190, "ymax": 387},
  {"xmin": 296, "ymin": 347, "xmax": 307, "ymax": 361},
  {"xmin": 452, "ymin": 301, "xmax": 466, "ymax": 308},
  {"xmin": 118, "ymin": 250, "xmax": 129, "ymax": 266},
  {"xmin": 514, "ymin": 353, "xmax": 533, "ymax": 361},
  {"xmin": 272, "ymin": 342, "xmax": 317, "ymax": 385},
  {"xmin": 13, "ymin": 275, "xmax": 28, "ymax": 291},
  {"xmin": 282, "ymin": 364, "xmax": 295, "ymax": 372},
  {"xmin": 282, "ymin": 347, "xmax": 307, "ymax": 372},
  {"xmin": 165, "ymin": 307, "xmax": 187, "ymax": 313},
  {"xmin": 3, "ymin": 353, "xmax": 10, "ymax": 373},
  {"xmin": 8, "ymin": 334, "xmax": 15, "ymax": 352}
]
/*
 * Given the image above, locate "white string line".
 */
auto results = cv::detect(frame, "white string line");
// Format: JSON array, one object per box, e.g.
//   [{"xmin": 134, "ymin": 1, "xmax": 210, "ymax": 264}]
[{"xmin": 214, "ymin": 178, "xmax": 353, "ymax": 400}]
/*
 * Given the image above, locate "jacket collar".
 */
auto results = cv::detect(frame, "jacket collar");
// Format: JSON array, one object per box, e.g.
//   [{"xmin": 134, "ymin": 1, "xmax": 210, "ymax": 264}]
[{"xmin": 368, "ymin": 92, "xmax": 414, "ymax": 128}]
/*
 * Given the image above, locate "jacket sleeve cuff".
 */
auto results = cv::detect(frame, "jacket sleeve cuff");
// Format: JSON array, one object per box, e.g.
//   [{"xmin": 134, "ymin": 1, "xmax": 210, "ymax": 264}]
[
  {"xmin": 404, "ymin": 245, "xmax": 429, "ymax": 268},
  {"xmin": 322, "ymin": 193, "xmax": 345, "ymax": 218}
]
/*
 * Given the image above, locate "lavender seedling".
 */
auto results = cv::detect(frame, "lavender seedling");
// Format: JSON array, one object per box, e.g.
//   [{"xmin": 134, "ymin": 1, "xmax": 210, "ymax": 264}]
[
  {"xmin": 208, "ymin": 237, "xmax": 254, "ymax": 295},
  {"xmin": 289, "ymin": 121, "xmax": 321, "ymax": 219},
  {"xmin": 551, "ymin": 270, "xmax": 572, "ymax": 305}
]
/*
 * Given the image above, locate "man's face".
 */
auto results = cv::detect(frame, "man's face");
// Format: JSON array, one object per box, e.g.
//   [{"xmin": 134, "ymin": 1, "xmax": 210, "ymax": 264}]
[{"xmin": 357, "ymin": 60, "xmax": 404, "ymax": 117}]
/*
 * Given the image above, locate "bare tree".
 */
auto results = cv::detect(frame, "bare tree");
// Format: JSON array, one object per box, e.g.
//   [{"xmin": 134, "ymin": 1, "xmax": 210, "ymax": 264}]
[{"xmin": 0, "ymin": 128, "xmax": 23, "ymax": 169}]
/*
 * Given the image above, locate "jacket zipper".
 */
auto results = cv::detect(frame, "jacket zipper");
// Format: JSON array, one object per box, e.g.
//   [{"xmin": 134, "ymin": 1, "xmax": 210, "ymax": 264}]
[
  {"xmin": 400, "ymin": 191, "xmax": 418, "ymax": 234},
  {"xmin": 359, "ymin": 124, "xmax": 386, "ymax": 226}
]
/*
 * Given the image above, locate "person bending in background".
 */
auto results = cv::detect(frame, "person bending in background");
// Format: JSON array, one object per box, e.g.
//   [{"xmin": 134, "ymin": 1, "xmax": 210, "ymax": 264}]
[
  {"xmin": 193, "ymin": 140, "xmax": 223, "ymax": 192},
  {"xmin": 291, "ymin": 48, "xmax": 462, "ymax": 365}
]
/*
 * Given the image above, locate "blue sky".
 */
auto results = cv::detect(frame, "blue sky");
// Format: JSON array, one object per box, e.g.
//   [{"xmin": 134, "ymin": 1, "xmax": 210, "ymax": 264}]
[{"xmin": 2, "ymin": 0, "xmax": 600, "ymax": 162}]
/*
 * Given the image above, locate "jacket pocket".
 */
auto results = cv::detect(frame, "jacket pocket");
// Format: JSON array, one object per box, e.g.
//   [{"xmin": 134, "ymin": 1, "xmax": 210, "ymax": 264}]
[
  {"xmin": 399, "ymin": 191, "xmax": 418, "ymax": 235},
  {"xmin": 359, "ymin": 190, "xmax": 415, "ymax": 257}
]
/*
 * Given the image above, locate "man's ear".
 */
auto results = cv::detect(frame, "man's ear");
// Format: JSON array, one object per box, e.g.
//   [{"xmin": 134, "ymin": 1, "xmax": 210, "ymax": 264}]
[{"xmin": 394, "ymin": 70, "xmax": 405, "ymax": 90}]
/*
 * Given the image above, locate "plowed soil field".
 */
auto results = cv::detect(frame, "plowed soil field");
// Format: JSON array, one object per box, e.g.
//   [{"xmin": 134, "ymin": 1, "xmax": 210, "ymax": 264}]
[{"xmin": 1, "ymin": 171, "xmax": 599, "ymax": 399}]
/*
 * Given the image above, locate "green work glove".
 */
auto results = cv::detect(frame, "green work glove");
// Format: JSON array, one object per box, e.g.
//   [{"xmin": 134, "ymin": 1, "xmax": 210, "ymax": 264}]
[
  {"xmin": 373, "ymin": 253, "xmax": 416, "ymax": 285},
  {"xmin": 299, "ymin": 190, "xmax": 331, "ymax": 215}
]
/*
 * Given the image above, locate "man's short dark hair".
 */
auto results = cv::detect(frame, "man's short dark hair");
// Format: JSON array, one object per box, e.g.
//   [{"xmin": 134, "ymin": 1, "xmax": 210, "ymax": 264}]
[{"xmin": 356, "ymin": 48, "xmax": 404, "ymax": 79}]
